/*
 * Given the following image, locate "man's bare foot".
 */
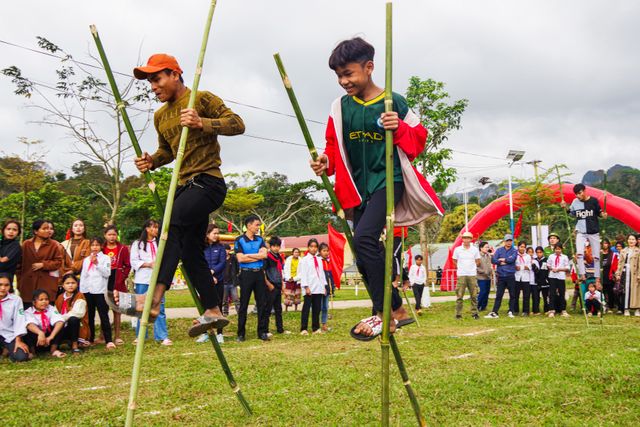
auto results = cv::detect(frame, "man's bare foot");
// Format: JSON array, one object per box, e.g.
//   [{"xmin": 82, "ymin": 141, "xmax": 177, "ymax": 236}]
[
  {"xmin": 392, "ymin": 306, "xmax": 411, "ymax": 323},
  {"xmin": 113, "ymin": 290, "xmax": 161, "ymax": 318}
]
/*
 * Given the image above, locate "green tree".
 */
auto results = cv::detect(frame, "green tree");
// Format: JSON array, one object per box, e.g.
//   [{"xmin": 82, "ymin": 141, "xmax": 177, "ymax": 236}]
[
  {"xmin": 405, "ymin": 77, "xmax": 468, "ymax": 276},
  {"xmin": 1, "ymin": 36, "xmax": 153, "ymax": 224}
]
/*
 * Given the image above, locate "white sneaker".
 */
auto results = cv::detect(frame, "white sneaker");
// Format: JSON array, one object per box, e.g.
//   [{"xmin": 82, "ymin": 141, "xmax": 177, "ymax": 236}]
[
  {"xmin": 216, "ymin": 333, "xmax": 224, "ymax": 344},
  {"xmin": 484, "ymin": 312, "xmax": 499, "ymax": 319},
  {"xmin": 266, "ymin": 332, "xmax": 273, "ymax": 339},
  {"xmin": 195, "ymin": 334, "xmax": 210, "ymax": 343},
  {"xmin": 561, "ymin": 311, "xmax": 571, "ymax": 318},
  {"xmin": 300, "ymin": 330, "xmax": 309, "ymax": 336},
  {"xmin": 624, "ymin": 310, "xmax": 630, "ymax": 317},
  {"xmin": 635, "ymin": 310, "xmax": 640, "ymax": 317},
  {"xmin": 160, "ymin": 338, "xmax": 173, "ymax": 346},
  {"xmin": 548, "ymin": 311, "xmax": 555, "ymax": 318},
  {"xmin": 507, "ymin": 311, "xmax": 515, "ymax": 318}
]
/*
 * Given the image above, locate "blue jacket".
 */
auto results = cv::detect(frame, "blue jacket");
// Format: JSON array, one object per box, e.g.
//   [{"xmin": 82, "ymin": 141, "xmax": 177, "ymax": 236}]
[
  {"xmin": 491, "ymin": 246, "xmax": 518, "ymax": 278},
  {"xmin": 204, "ymin": 242, "xmax": 226, "ymax": 284}
]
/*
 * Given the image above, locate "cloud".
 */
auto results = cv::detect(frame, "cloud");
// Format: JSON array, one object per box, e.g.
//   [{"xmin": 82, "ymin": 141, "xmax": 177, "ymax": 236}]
[{"xmin": 1, "ymin": 0, "xmax": 638, "ymax": 190}]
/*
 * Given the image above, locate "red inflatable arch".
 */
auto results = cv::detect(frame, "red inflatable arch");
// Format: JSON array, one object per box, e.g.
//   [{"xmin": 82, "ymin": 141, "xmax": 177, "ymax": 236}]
[{"xmin": 440, "ymin": 184, "xmax": 640, "ymax": 290}]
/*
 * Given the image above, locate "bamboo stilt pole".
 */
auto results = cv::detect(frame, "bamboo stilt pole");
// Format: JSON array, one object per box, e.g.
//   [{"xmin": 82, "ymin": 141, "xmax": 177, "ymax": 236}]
[
  {"xmin": 89, "ymin": 22, "xmax": 252, "ymax": 417},
  {"xmin": 556, "ymin": 166, "xmax": 589, "ymax": 326},
  {"xmin": 274, "ymin": 44, "xmax": 426, "ymax": 427},
  {"xmin": 109, "ymin": 2, "xmax": 223, "ymax": 424},
  {"xmin": 380, "ymin": 2, "xmax": 395, "ymax": 424}
]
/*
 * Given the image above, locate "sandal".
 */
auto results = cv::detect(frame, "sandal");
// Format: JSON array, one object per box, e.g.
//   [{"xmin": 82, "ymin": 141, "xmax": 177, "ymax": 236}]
[
  {"xmin": 106, "ymin": 291, "xmax": 141, "ymax": 317},
  {"xmin": 396, "ymin": 318, "xmax": 416, "ymax": 328},
  {"xmin": 114, "ymin": 338, "xmax": 125, "ymax": 346},
  {"xmin": 51, "ymin": 350, "xmax": 66, "ymax": 358},
  {"xmin": 350, "ymin": 315, "xmax": 384, "ymax": 341},
  {"xmin": 72, "ymin": 348, "xmax": 82, "ymax": 355},
  {"xmin": 188, "ymin": 315, "xmax": 230, "ymax": 338},
  {"xmin": 105, "ymin": 342, "xmax": 116, "ymax": 350}
]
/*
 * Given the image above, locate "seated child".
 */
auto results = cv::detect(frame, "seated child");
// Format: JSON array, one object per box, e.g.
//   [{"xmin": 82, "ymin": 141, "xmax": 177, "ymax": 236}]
[
  {"xmin": 584, "ymin": 283, "xmax": 602, "ymax": 317},
  {"xmin": 24, "ymin": 289, "xmax": 66, "ymax": 358},
  {"xmin": 54, "ymin": 273, "xmax": 89, "ymax": 354},
  {"xmin": 0, "ymin": 273, "xmax": 29, "ymax": 362}
]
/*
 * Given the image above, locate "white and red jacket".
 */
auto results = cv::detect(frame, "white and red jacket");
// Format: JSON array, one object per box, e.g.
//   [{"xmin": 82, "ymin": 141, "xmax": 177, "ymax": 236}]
[{"xmin": 324, "ymin": 97, "xmax": 444, "ymax": 226}]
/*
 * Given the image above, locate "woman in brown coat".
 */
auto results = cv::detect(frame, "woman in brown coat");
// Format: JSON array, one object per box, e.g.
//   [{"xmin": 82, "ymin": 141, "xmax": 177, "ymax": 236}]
[
  {"xmin": 17, "ymin": 220, "xmax": 63, "ymax": 308},
  {"xmin": 60, "ymin": 219, "xmax": 91, "ymax": 275}
]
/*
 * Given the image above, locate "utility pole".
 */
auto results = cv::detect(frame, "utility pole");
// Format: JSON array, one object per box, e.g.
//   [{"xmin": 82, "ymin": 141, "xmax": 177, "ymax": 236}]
[{"xmin": 529, "ymin": 160, "xmax": 543, "ymax": 247}]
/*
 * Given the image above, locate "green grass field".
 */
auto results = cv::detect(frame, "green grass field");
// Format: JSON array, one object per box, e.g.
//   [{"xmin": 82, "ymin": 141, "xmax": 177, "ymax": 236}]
[
  {"xmin": 5, "ymin": 302, "xmax": 640, "ymax": 426},
  {"xmin": 164, "ymin": 287, "xmax": 456, "ymax": 308}
]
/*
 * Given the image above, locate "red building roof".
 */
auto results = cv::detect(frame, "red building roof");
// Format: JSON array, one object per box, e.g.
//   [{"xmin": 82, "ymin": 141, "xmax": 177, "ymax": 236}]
[{"xmin": 280, "ymin": 234, "xmax": 329, "ymax": 251}]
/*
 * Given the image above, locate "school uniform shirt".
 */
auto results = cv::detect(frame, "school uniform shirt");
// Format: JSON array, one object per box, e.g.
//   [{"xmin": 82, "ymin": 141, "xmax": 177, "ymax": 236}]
[
  {"xmin": 515, "ymin": 252, "xmax": 532, "ymax": 282},
  {"xmin": 408, "ymin": 265, "xmax": 426, "ymax": 285},
  {"xmin": 0, "ymin": 293, "xmax": 27, "ymax": 342},
  {"xmin": 533, "ymin": 256, "xmax": 550, "ymax": 287},
  {"xmin": 584, "ymin": 290, "xmax": 602, "ymax": 302},
  {"xmin": 452, "ymin": 245, "xmax": 480, "ymax": 277},
  {"xmin": 25, "ymin": 305, "xmax": 64, "ymax": 332},
  {"xmin": 130, "ymin": 239, "xmax": 157, "ymax": 285},
  {"xmin": 547, "ymin": 253, "xmax": 570, "ymax": 280},
  {"xmin": 569, "ymin": 197, "xmax": 602, "ymax": 234},
  {"xmin": 57, "ymin": 293, "xmax": 87, "ymax": 322},
  {"xmin": 79, "ymin": 252, "xmax": 112, "ymax": 294},
  {"xmin": 298, "ymin": 253, "xmax": 327, "ymax": 295}
]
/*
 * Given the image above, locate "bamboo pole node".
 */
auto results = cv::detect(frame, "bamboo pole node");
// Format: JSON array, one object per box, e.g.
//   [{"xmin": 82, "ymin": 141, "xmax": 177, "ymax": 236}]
[
  {"xmin": 283, "ymin": 76, "xmax": 292, "ymax": 89},
  {"xmin": 128, "ymin": 402, "xmax": 136, "ymax": 410},
  {"xmin": 233, "ymin": 386, "xmax": 241, "ymax": 393},
  {"xmin": 337, "ymin": 209, "xmax": 345, "ymax": 219},
  {"xmin": 89, "ymin": 25, "xmax": 97, "ymax": 35},
  {"xmin": 116, "ymin": 102, "xmax": 126, "ymax": 111},
  {"xmin": 195, "ymin": 66, "xmax": 203, "ymax": 76},
  {"xmin": 404, "ymin": 380, "xmax": 411, "ymax": 386},
  {"xmin": 161, "ymin": 231, "xmax": 168, "ymax": 241},
  {"xmin": 148, "ymin": 181, "xmax": 156, "ymax": 192}
]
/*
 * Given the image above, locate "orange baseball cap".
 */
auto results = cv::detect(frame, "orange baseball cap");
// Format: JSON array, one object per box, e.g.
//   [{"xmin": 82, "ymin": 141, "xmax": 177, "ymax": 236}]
[{"xmin": 133, "ymin": 54, "xmax": 183, "ymax": 80}]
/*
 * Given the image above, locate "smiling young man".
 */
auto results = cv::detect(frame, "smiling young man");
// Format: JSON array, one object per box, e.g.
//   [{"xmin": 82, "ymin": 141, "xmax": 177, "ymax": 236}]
[
  {"xmin": 310, "ymin": 38, "xmax": 443, "ymax": 340},
  {"xmin": 112, "ymin": 54, "xmax": 245, "ymax": 337}
]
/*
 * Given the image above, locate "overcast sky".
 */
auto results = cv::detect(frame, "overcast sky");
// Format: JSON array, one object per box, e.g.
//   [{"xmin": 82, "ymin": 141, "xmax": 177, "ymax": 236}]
[{"xmin": 1, "ymin": 0, "xmax": 638, "ymax": 195}]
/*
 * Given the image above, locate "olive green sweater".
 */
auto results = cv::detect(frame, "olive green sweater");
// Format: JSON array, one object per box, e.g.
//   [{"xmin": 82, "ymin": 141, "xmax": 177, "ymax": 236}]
[{"xmin": 151, "ymin": 88, "xmax": 245, "ymax": 184}]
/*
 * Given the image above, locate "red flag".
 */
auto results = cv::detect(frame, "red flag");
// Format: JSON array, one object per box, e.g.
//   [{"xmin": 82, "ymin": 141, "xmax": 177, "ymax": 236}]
[
  {"xmin": 227, "ymin": 222, "xmax": 233, "ymax": 233},
  {"xmin": 393, "ymin": 226, "xmax": 408, "ymax": 238},
  {"xmin": 570, "ymin": 263, "xmax": 578, "ymax": 283},
  {"xmin": 407, "ymin": 246, "xmax": 413, "ymax": 270},
  {"xmin": 327, "ymin": 223, "xmax": 346, "ymax": 289},
  {"xmin": 513, "ymin": 211, "xmax": 524, "ymax": 239}
]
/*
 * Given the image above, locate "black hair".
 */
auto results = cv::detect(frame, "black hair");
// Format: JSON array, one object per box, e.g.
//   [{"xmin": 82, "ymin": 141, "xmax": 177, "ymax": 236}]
[
  {"xmin": 292, "ymin": 247, "xmax": 300, "ymax": 254},
  {"xmin": 554, "ymin": 243, "xmax": 564, "ymax": 250},
  {"xmin": 307, "ymin": 238, "xmax": 319, "ymax": 247},
  {"xmin": 319, "ymin": 242, "xmax": 329, "ymax": 251},
  {"xmin": 415, "ymin": 255, "xmax": 423, "ymax": 261},
  {"xmin": 518, "ymin": 241, "xmax": 527, "ymax": 247},
  {"xmin": 243, "ymin": 214, "xmax": 261, "ymax": 227},
  {"xmin": 31, "ymin": 219, "xmax": 47, "ymax": 233},
  {"xmin": 527, "ymin": 247, "xmax": 534, "ymax": 252},
  {"xmin": 479, "ymin": 241, "xmax": 489, "ymax": 250},
  {"xmin": 32, "ymin": 288, "xmax": 50, "ymax": 301},
  {"xmin": 573, "ymin": 183, "xmax": 586, "ymax": 194},
  {"xmin": 103, "ymin": 224, "xmax": 118, "ymax": 236},
  {"xmin": 89, "ymin": 236, "xmax": 105, "ymax": 246},
  {"xmin": 269, "ymin": 236, "xmax": 282, "ymax": 247},
  {"xmin": 587, "ymin": 282, "xmax": 596, "ymax": 289},
  {"xmin": 2, "ymin": 219, "xmax": 22, "ymax": 238},
  {"xmin": 223, "ymin": 243, "xmax": 231, "ymax": 250},
  {"xmin": 61, "ymin": 273, "xmax": 80, "ymax": 300},
  {"xmin": 328, "ymin": 37, "xmax": 375, "ymax": 70},
  {"xmin": 0, "ymin": 272, "xmax": 11, "ymax": 283},
  {"xmin": 138, "ymin": 219, "xmax": 160, "ymax": 252},
  {"xmin": 616, "ymin": 241, "xmax": 625, "ymax": 249},
  {"xmin": 163, "ymin": 68, "xmax": 184, "ymax": 83},
  {"xmin": 535, "ymin": 246, "xmax": 544, "ymax": 252}
]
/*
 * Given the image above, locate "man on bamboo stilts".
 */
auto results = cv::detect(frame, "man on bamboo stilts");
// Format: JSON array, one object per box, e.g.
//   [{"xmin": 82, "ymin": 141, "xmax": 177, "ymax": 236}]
[
  {"xmin": 111, "ymin": 54, "xmax": 245, "ymax": 336},
  {"xmin": 310, "ymin": 38, "xmax": 444, "ymax": 340}
]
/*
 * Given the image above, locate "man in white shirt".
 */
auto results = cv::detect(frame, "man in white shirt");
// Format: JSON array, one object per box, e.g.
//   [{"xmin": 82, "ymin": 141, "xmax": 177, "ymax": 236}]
[
  {"xmin": 452, "ymin": 231, "xmax": 481, "ymax": 319},
  {"xmin": 408, "ymin": 255, "xmax": 427, "ymax": 314}
]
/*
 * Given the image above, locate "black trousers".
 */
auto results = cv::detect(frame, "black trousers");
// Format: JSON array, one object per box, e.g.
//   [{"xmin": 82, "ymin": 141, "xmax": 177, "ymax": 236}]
[
  {"xmin": 602, "ymin": 278, "xmax": 615, "ymax": 309},
  {"xmin": 548, "ymin": 278, "xmax": 567, "ymax": 312},
  {"xmin": 61, "ymin": 317, "xmax": 81, "ymax": 343},
  {"xmin": 237, "ymin": 269, "xmax": 268, "ymax": 338},
  {"xmin": 24, "ymin": 329, "xmax": 62, "ymax": 351},
  {"xmin": 540, "ymin": 286, "xmax": 551, "ymax": 312},
  {"xmin": 413, "ymin": 284, "xmax": 425, "ymax": 309},
  {"xmin": 491, "ymin": 276, "xmax": 516, "ymax": 314},
  {"xmin": 353, "ymin": 183, "xmax": 405, "ymax": 314},
  {"xmin": 265, "ymin": 286, "xmax": 284, "ymax": 333},
  {"xmin": 528, "ymin": 285, "xmax": 540, "ymax": 313},
  {"xmin": 515, "ymin": 280, "xmax": 530, "ymax": 314},
  {"xmin": 585, "ymin": 299, "xmax": 601, "ymax": 314},
  {"xmin": 158, "ymin": 174, "xmax": 226, "ymax": 310},
  {"xmin": 301, "ymin": 293, "xmax": 322, "ymax": 332},
  {"xmin": 214, "ymin": 279, "xmax": 224, "ymax": 334},
  {"xmin": 0, "ymin": 336, "xmax": 29, "ymax": 362},
  {"xmin": 85, "ymin": 293, "xmax": 112, "ymax": 343}
]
